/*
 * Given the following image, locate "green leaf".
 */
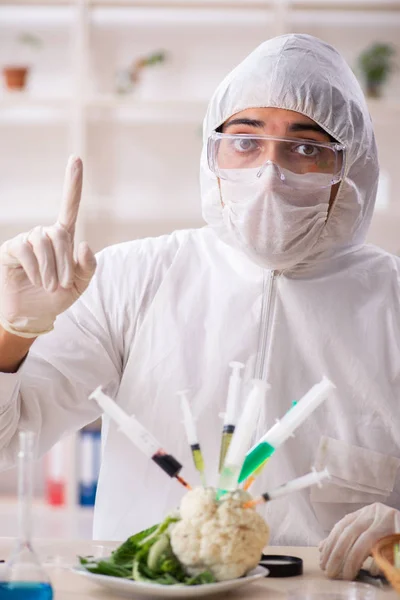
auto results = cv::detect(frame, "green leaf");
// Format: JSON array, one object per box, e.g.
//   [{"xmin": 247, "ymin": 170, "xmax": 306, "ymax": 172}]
[
  {"xmin": 185, "ymin": 571, "xmax": 216, "ymax": 585},
  {"xmin": 79, "ymin": 557, "xmax": 132, "ymax": 578},
  {"xmin": 147, "ymin": 534, "xmax": 170, "ymax": 572},
  {"xmin": 111, "ymin": 524, "xmax": 158, "ymax": 564}
]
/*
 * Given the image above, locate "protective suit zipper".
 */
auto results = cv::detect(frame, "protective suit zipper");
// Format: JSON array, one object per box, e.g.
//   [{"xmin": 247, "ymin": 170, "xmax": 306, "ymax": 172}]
[{"xmin": 255, "ymin": 270, "xmax": 278, "ymax": 380}]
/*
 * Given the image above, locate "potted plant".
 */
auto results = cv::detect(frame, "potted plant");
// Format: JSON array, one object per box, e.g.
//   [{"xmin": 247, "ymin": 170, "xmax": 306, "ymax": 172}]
[
  {"xmin": 115, "ymin": 50, "xmax": 167, "ymax": 95},
  {"xmin": 3, "ymin": 32, "xmax": 42, "ymax": 92},
  {"xmin": 357, "ymin": 42, "xmax": 396, "ymax": 98}
]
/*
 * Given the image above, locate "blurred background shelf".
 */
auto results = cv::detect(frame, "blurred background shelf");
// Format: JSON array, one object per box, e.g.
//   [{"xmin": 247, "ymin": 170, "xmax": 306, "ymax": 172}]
[
  {"xmin": 86, "ymin": 95, "xmax": 207, "ymax": 123},
  {"xmin": 0, "ymin": 498, "xmax": 94, "ymax": 540},
  {"xmin": 0, "ymin": 0, "xmax": 399, "ymax": 536}
]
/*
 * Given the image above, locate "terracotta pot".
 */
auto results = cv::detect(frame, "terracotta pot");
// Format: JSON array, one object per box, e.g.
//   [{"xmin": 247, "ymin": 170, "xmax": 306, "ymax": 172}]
[
  {"xmin": 2, "ymin": 66, "xmax": 29, "ymax": 91},
  {"xmin": 366, "ymin": 81, "xmax": 382, "ymax": 98}
]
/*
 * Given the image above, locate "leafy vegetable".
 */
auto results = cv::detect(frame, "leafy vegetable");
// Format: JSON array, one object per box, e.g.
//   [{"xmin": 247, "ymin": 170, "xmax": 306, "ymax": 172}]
[
  {"xmin": 78, "ymin": 516, "xmax": 216, "ymax": 586},
  {"xmin": 111, "ymin": 524, "xmax": 158, "ymax": 565},
  {"xmin": 78, "ymin": 556, "xmax": 132, "ymax": 578}
]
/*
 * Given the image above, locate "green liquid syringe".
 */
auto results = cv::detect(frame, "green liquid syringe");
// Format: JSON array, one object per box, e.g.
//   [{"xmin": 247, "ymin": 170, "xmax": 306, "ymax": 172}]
[
  {"xmin": 242, "ymin": 401, "xmax": 297, "ymax": 491},
  {"xmin": 178, "ymin": 390, "xmax": 207, "ymax": 487},
  {"xmin": 218, "ymin": 361, "xmax": 244, "ymax": 472},
  {"xmin": 238, "ymin": 377, "xmax": 335, "ymax": 486}
]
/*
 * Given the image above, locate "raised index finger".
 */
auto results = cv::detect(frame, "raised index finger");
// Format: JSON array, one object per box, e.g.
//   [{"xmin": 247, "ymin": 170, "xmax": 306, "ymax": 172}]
[{"xmin": 57, "ymin": 155, "xmax": 83, "ymax": 237}]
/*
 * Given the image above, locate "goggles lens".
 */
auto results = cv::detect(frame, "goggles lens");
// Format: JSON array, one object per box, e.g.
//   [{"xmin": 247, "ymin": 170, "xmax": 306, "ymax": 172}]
[{"xmin": 208, "ymin": 132, "xmax": 345, "ymax": 190}]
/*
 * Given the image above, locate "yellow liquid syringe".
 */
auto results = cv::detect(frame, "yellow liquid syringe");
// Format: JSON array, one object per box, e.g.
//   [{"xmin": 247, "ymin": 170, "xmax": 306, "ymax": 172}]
[
  {"xmin": 217, "ymin": 379, "xmax": 269, "ymax": 498},
  {"xmin": 178, "ymin": 390, "xmax": 207, "ymax": 487},
  {"xmin": 218, "ymin": 362, "xmax": 244, "ymax": 473}
]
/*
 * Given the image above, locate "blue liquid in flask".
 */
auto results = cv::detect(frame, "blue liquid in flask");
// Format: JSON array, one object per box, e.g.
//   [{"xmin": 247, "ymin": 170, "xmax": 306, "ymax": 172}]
[
  {"xmin": 2, "ymin": 433, "xmax": 54, "ymax": 600},
  {"xmin": 0, "ymin": 582, "xmax": 53, "ymax": 599}
]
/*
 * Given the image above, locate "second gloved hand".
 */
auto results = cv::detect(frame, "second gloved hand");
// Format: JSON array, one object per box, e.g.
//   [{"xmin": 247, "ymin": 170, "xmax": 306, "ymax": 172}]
[
  {"xmin": 319, "ymin": 502, "xmax": 400, "ymax": 580},
  {"xmin": 0, "ymin": 157, "xmax": 96, "ymax": 338}
]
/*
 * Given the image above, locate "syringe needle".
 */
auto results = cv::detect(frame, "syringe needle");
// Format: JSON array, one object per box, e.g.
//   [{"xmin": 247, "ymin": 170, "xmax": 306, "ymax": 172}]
[
  {"xmin": 175, "ymin": 475, "xmax": 192, "ymax": 490},
  {"xmin": 243, "ymin": 476, "xmax": 256, "ymax": 491}
]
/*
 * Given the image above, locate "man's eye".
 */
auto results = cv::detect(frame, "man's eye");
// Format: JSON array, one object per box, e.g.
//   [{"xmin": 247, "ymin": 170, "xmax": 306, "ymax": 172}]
[
  {"xmin": 232, "ymin": 139, "xmax": 258, "ymax": 152},
  {"xmin": 295, "ymin": 144, "xmax": 319, "ymax": 157}
]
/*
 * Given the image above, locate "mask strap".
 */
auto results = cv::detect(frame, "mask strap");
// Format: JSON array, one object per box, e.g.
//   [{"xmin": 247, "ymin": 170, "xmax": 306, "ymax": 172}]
[{"xmin": 217, "ymin": 177, "xmax": 225, "ymax": 208}]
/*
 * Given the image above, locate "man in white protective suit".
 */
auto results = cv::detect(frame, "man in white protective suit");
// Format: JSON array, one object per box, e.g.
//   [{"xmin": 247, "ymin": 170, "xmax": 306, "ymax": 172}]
[{"xmin": 0, "ymin": 34, "xmax": 399, "ymax": 580}]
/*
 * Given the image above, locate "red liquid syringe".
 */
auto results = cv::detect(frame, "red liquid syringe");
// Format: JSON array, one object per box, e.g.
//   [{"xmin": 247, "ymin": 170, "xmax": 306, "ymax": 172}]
[{"xmin": 90, "ymin": 387, "xmax": 191, "ymax": 490}]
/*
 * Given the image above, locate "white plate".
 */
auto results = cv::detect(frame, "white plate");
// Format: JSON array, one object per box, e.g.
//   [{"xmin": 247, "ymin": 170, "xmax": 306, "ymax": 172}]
[{"xmin": 72, "ymin": 565, "xmax": 269, "ymax": 598}]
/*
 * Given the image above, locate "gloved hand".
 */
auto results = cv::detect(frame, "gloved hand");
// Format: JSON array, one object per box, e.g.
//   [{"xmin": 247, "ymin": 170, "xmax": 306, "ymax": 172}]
[
  {"xmin": 319, "ymin": 502, "xmax": 400, "ymax": 580},
  {"xmin": 0, "ymin": 156, "xmax": 96, "ymax": 338}
]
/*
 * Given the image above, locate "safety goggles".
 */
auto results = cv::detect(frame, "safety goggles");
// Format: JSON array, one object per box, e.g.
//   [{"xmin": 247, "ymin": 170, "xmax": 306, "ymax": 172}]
[{"xmin": 207, "ymin": 132, "xmax": 346, "ymax": 190}]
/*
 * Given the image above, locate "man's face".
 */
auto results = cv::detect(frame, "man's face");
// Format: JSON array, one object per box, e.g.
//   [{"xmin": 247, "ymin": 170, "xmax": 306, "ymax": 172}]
[{"xmin": 220, "ymin": 107, "xmax": 341, "ymax": 206}]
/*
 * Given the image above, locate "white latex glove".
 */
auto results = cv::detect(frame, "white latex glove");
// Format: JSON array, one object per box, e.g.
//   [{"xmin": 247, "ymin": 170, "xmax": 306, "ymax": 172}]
[
  {"xmin": 0, "ymin": 156, "xmax": 96, "ymax": 338},
  {"xmin": 319, "ymin": 502, "xmax": 400, "ymax": 580}
]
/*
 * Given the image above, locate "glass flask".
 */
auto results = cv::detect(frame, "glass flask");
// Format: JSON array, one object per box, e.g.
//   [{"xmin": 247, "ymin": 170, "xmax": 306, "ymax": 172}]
[{"xmin": 0, "ymin": 431, "xmax": 53, "ymax": 599}]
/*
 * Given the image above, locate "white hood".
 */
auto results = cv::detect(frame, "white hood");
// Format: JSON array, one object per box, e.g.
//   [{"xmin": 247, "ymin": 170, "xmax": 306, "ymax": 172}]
[{"xmin": 200, "ymin": 34, "xmax": 379, "ymax": 268}]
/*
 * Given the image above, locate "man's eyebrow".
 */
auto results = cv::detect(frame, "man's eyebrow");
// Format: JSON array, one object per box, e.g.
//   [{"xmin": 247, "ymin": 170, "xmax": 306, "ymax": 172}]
[
  {"xmin": 223, "ymin": 118, "xmax": 265, "ymax": 130},
  {"xmin": 221, "ymin": 118, "xmax": 331, "ymax": 138},
  {"xmin": 288, "ymin": 122, "xmax": 329, "ymax": 136}
]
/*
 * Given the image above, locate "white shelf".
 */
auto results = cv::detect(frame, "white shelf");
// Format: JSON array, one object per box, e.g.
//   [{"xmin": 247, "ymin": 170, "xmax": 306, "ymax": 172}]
[
  {"xmin": 292, "ymin": 0, "xmax": 400, "ymax": 9},
  {"xmin": 87, "ymin": 95, "xmax": 206, "ymax": 123},
  {"xmin": 0, "ymin": 94, "xmax": 70, "ymax": 108},
  {"xmin": 90, "ymin": 0, "xmax": 269, "ymax": 6},
  {"xmin": 367, "ymin": 99, "xmax": 400, "ymax": 124},
  {"xmin": 0, "ymin": 0, "xmax": 398, "ymax": 8},
  {"xmin": 0, "ymin": 95, "xmax": 71, "ymax": 124},
  {"xmin": 0, "ymin": 0, "xmax": 71, "ymax": 4},
  {"xmin": 0, "ymin": 95, "xmax": 398, "ymax": 125},
  {"xmin": 0, "ymin": 497, "xmax": 94, "ymax": 540}
]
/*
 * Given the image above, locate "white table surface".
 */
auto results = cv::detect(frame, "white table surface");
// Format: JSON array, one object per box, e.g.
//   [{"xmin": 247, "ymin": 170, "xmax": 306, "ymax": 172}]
[{"xmin": 0, "ymin": 538, "xmax": 397, "ymax": 599}]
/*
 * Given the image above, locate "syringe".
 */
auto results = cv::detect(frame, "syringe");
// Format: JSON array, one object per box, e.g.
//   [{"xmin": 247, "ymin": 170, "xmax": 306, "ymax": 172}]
[
  {"xmin": 218, "ymin": 361, "xmax": 244, "ymax": 473},
  {"xmin": 242, "ymin": 401, "xmax": 297, "ymax": 491},
  {"xmin": 238, "ymin": 377, "xmax": 335, "ymax": 486},
  {"xmin": 243, "ymin": 468, "xmax": 330, "ymax": 508},
  {"xmin": 217, "ymin": 379, "xmax": 269, "ymax": 498},
  {"xmin": 90, "ymin": 387, "xmax": 192, "ymax": 490},
  {"xmin": 177, "ymin": 390, "xmax": 207, "ymax": 487}
]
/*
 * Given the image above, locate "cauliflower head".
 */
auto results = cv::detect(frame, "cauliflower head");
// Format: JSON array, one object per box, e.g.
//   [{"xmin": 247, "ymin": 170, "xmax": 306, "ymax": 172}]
[{"xmin": 170, "ymin": 487, "xmax": 269, "ymax": 581}]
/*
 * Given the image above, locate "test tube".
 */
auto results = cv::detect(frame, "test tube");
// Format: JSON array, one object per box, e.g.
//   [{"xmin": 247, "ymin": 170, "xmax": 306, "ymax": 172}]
[
  {"xmin": 90, "ymin": 387, "xmax": 191, "ymax": 490},
  {"xmin": 218, "ymin": 362, "xmax": 244, "ymax": 473},
  {"xmin": 243, "ymin": 468, "xmax": 330, "ymax": 508},
  {"xmin": 238, "ymin": 377, "xmax": 335, "ymax": 485},
  {"xmin": 217, "ymin": 379, "xmax": 268, "ymax": 497},
  {"xmin": 177, "ymin": 390, "xmax": 207, "ymax": 486}
]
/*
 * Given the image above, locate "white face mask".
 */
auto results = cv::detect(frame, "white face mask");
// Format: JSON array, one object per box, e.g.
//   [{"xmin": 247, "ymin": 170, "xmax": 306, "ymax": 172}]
[{"xmin": 218, "ymin": 165, "xmax": 331, "ymax": 270}]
